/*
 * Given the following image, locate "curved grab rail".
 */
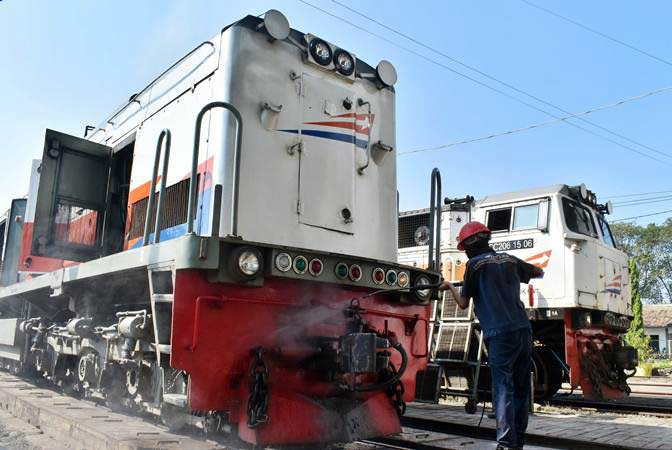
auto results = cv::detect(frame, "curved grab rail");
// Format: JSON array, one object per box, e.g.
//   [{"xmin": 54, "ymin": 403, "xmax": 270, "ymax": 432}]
[
  {"xmin": 187, "ymin": 102, "xmax": 243, "ymax": 236},
  {"xmin": 428, "ymin": 168, "xmax": 442, "ymax": 272},
  {"xmin": 143, "ymin": 129, "xmax": 172, "ymax": 246}
]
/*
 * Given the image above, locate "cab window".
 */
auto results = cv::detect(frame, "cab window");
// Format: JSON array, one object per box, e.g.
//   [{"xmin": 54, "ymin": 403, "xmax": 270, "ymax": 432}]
[
  {"xmin": 562, "ymin": 198, "xmax": 596, "ymax": 237},
  {"xmin": 513, "ymin": 204, "xmax": 539, "ymax": 230},
  {"xmin": 486, "ymin": 208, "xmax": 512, "ymax": 232},
  {"xmin": 598, "ymin": 215, "xmax": 616, "ymax": 248}
]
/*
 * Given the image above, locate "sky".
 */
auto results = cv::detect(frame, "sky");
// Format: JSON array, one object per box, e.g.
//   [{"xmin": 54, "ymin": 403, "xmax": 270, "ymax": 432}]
[{"xmin": 0, "ymin": 0, "xmax": 670, "ymax": 225}]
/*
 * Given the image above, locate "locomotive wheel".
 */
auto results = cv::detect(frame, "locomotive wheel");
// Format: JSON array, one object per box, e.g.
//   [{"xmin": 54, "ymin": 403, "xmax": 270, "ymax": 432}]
[
  {"xmin": 126, "ymin": 366, "xmax": 140, "ymax": 398},
  {"xmin": 531, "ymin": 346, "xmax": 563, "ymax": 402},
  {"xmin": 77, "ymin": 353, "xmax": 99, "ymax": 386}
]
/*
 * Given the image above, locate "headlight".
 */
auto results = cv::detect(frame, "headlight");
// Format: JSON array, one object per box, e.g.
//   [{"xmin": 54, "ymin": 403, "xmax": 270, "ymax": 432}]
[
  {"xmin": 275, "ymin": 252, "xmax": 292, "ymax": 272},
  {"xmin": 239, "ymin": 250, "xmax": 260, "ymax": 276},
  {"xmin": 334, "ymin": 49, "xmax": 355, "ymax": 76},
  {"xmin": 309, "ymin": 38, "xmax": 332, "ymax": 66},
  {"xmin": 414, "ymin": 275, "xmax": 431, "ymax": 301},
  {"xmin": 229, "ymin": 246, "xmax": 263, "ymax": 281}
]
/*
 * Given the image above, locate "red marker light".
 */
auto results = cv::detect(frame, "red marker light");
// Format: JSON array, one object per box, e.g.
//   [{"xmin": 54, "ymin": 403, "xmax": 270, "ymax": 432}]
[
  {"xmin": 309, "ymin": 258, "xmax": 323, "ymax": 276},
  {"xmin": 349, "ymin": 264, "xmax": 362, "ymax": 281},
  {"xmin": 372, "ymin": 268, "xmax": 385, "ymax": 285}
]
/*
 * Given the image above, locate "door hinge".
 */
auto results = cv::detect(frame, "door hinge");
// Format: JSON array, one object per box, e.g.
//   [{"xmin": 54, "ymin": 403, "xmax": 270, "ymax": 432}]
[{"xmin": 296, "ymin": 200, "xmax": 302, "ymax": 214}]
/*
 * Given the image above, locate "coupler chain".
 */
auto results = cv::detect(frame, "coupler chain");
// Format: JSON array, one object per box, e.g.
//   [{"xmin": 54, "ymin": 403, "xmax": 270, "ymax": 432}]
[{"xmin": 246, "ymin": 347, "xmax": 270, "ymax": 429}]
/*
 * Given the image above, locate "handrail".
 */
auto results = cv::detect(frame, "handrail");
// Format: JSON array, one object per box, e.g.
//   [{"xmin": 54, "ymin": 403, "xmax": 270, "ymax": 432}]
[
  {"xmin": 187, "ymin": 102, "xmax": 243, "ymax": 236},
  {"xmin": 142, "ymin": 129, "xmax": 172, "ymax": 246},
  {"xmin": 428, "ymin": 168, "xmax": 442, "ymax": 272}
]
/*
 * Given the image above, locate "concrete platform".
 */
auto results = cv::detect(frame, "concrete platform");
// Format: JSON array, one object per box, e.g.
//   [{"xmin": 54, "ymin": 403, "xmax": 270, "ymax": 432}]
[
  {"xmin": 0, "ymin": 373, "xmax": 223, "ymax": 450},
  {"xmin": 407, "ymin": 402, "xmax": 672, "ymax": 450}
]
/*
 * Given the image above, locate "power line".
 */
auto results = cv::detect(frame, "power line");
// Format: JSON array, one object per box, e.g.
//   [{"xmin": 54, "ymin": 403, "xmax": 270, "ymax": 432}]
[
  {"xmin": 614, "ymin": 196, "xmax": 672, "ymax": 208},
  {"xmin": 612, "ymin": 209, "xmax": 672, "ymax": 223},
  {"xmin": 298, "ymin": 0, "xmax": 672, "ymax": 165},
  {"xmin": 328, "ymin": 0, "xmax": 672, "ymax": 161},
  {"xmin": 606, "ymin": 189, "xmax": 672, "ymax": 199},
  {"xmin": 614, "ymin": 194, "xmax": 672, "ymax": 205},
  {"xmin": 399, "ymin": 85, "xmax": 672, "ymax": 156},
  {"xmin": 520, "ymin": 0, "xmax": 672, "ymax": 69}
]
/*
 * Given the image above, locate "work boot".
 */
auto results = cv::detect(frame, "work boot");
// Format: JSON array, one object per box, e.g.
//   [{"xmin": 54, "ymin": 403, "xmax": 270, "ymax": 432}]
[{"xmin": 496, "ymin": 445, "xmax": 521, "ymax": 450}]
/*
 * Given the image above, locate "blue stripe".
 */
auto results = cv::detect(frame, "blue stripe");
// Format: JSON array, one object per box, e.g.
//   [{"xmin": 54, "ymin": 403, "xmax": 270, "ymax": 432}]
[{"xmin": 279, "ymin": 129, "xmax": 369, "ymax": 149}]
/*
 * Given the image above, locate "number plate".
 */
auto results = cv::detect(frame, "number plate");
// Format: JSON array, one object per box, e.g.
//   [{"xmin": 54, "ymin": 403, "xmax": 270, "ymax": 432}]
[{"xmin": 491, "ymin": 238, "xmax": 534, "ymax": 252}]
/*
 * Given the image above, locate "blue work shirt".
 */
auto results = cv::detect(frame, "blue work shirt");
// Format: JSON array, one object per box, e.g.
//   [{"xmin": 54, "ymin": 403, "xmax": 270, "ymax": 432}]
[{"xmin": 461, "ymin": 250, "xmax": 537, "ymax": 338}]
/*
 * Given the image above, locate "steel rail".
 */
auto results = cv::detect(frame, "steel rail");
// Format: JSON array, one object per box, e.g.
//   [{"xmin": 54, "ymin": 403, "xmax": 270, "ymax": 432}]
[
  {"xmin": 400, "ymin": 415, "xmax": 639, "ymax": 450},
  {"xmin": 549, "ymin": 397, "xmax": 672, "ymax": 415}
]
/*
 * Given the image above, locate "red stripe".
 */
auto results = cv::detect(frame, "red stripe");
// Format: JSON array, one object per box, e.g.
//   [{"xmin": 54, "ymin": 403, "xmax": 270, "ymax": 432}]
[{"xmin": 304, "ymin": 121, "xmax": 371, "ymax": 135}]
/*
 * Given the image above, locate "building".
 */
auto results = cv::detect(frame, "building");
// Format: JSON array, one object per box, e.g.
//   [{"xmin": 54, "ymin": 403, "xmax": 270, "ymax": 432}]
[{"xmin": 643, "ymin": 304, "xmax": 672, "ymax": 356}]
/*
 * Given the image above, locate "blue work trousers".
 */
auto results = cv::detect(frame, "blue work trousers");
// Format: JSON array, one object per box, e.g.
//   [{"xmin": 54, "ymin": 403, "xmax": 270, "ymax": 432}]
[{"xmin": 487, "ymin": 327, "xmax": 533, "ymax": 449}]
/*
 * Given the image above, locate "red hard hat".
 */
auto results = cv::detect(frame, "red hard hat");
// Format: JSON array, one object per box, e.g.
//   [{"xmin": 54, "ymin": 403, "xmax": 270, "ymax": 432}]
[{"xmin": 457, "ymin": 221, "xmax": 491, "ymax": 251}]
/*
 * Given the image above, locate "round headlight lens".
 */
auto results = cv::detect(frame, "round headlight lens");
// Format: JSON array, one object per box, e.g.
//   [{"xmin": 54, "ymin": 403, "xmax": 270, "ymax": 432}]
[
  {"xmin": 334, "ymin": 49, "xmax": 355, "ymax": 76},
  {"xmin": 275, "ymin": 253, "xmax": 292, "ymax": 272},
  {"xmin": 415, "ymin": 276, "xmax": 431, "ymax": 299},
  {"xmin": 398, "ymin": 272, "xmax": 410, "ymax": 288},
  {"xmin": 309, "ymin": 38, "xmax": 332, "ymax": 66},
  {"xmin": 238, "ymin": 250, "xmax": 260, "ymax": 276}
]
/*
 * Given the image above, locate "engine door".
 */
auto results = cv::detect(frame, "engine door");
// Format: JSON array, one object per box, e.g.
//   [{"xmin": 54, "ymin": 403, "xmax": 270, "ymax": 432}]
[
  {"xmin": 298, "ymin": 74, "xmax": 356, "ymax": 234},
  {"xmin": 31, "ymin": 129, "xmax": 113, "ymax": 262}
]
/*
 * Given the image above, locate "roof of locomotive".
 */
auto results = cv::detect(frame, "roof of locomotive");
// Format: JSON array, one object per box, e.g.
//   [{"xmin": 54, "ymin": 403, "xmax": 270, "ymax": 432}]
[
  {"xmin": 399, "ymin": 184, "xmax": 569, "ymax": 218},
  {"xmin": 96, "ymin": 12, "xmax": 392, "ymax": 135},
  {"xmin": 474, "ymin": 184, "xmax": 568, "ymax": 207}
]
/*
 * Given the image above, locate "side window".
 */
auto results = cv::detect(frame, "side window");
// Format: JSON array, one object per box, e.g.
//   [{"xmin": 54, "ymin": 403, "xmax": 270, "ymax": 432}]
[
  {"xmin": 513, "ymin": 204, "xmax": 539, "ymax": 230},
  {"xmin": 562, "ymin": 198, "xmax": 597, "ymax": 237},
  {"xmin": 486, "ymin": 208, "xmax": 512, "ymax": 232},
  {"xmin": 598, "ymin": 216, "xmax": 616, "ymax": 248}
]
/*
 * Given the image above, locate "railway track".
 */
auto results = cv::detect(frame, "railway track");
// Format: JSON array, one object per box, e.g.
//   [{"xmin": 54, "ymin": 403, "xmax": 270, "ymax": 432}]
[
  {"xmin": 548, "ymin": 396, "xmax": 672, "ymax": 416},
  {"xmin": 399, "ymin": 415, "xmax": 641, "ymax": 450}
]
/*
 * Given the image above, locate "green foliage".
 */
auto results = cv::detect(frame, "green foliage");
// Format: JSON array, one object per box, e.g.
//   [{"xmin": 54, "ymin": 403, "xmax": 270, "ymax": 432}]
[
  {"xmin": 652, "ymin": 359, "xmax": 672, "ymax": 369},
  {"xmin": 625, "ymin": 259, "xmax": 652, "ymax": 362},
  {"xmin": 611, "ymin": 218, "xmax": 672, "ymax": 304}
]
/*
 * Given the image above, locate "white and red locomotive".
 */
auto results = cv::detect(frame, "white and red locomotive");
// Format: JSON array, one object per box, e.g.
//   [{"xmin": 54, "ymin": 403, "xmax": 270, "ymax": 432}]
[
  {"xmin": 0, "ymin": 11, "xmax": 438, "ymax": 445},
  {"xmin": 399, "ymin": 184, "xmax": 638, "ymax": 401}
]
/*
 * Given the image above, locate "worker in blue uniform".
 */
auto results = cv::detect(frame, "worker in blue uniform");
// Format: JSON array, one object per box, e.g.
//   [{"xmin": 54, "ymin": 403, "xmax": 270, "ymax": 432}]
[{"xmin": 440, "ymin": 221, "xmax": 544, "ymax": 450}]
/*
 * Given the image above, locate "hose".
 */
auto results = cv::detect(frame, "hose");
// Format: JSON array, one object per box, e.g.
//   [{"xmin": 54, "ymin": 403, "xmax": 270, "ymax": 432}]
[{"xmin": 355, "ymin": 341, "xmax": 408, "ymax": 392}]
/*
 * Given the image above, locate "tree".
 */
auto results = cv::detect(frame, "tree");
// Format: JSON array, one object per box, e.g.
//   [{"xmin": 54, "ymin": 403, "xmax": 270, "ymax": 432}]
[
  {"xmin": 611, "ymin": 218, "xmax": 672, "ymax": 304},
  {"xmin": 625, "ymin": 259, "xmax": 651, "ymax": 361}
]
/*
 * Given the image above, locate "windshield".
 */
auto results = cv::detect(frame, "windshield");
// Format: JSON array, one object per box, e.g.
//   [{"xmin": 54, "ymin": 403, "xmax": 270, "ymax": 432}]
[
  {"xmin": 562, "ymin": 197, "xmax": 597, "ymax": 237},
  {"xmin": 598, "ymin": 215, "xmax": 616, "ymax": 247}
]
